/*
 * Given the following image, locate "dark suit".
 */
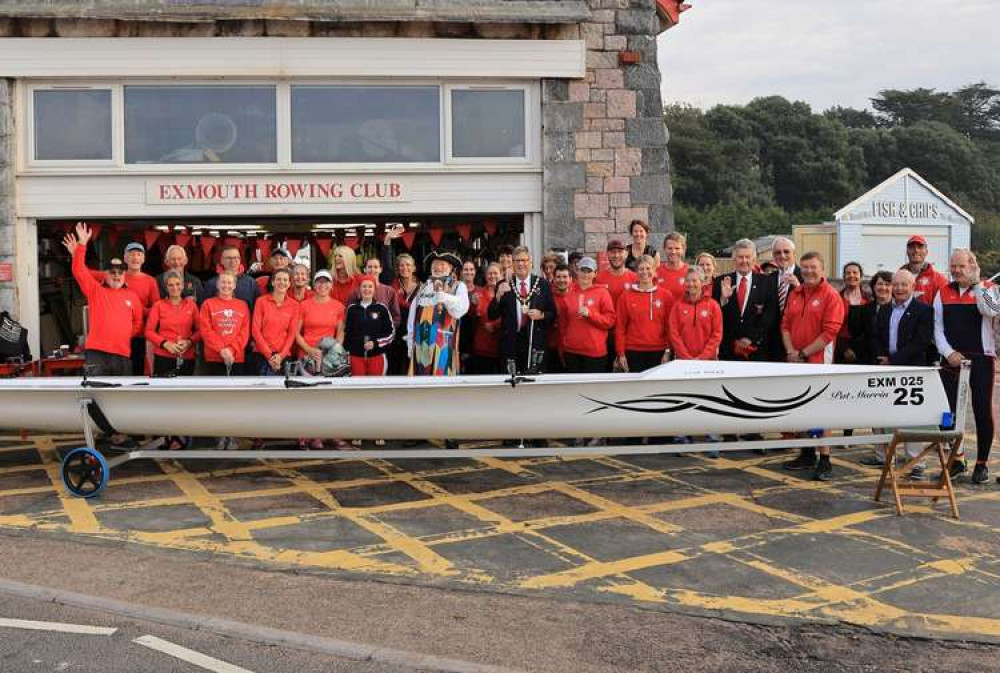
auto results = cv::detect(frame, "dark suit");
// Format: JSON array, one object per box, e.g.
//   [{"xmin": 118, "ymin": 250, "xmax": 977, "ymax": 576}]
[
  {"xmin": 876, "ymin": 297, "xmax": 934, "ymax": 366},
  {"xmin": 769, "ymin": 265, "xmax": 805, "ymax": 362},
  {"xmin": 488, "ymin": 274, "xmax": 556, "ymax": 372},
  {"xmin": 859, "ymin": 301, "xmax": 889, "ymax": 364},
  {"xmin": 713, "ymin": 271, "xmax": 777, "ymax": 361}
]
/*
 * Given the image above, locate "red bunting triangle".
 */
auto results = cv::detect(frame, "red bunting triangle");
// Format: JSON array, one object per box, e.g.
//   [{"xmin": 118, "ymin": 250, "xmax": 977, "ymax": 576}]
[
  {"xmin": 157, "ymin": 234, "xmax": 171, "ymax": 253},
  {"xmin": 174, "ymin": 232, "xmax": 191, "ymax": 249},
  {"xmin": 257, "ymin": 237, "xmax": 272, "ymax": 261},
  {"xmin": 313, "ymin": 236, "xmax": 333, "ymax": 258},
  {"xmin": 344, "ymin": 236, "xmax": 360, "ymax": 251},
  {"xmin": 143, "ymin": 229, "xmax": 160, "ymax": 249},
  {"xmin": 456, "ymin": 223, "xmax": 472, "ymax": 241},
  {"xmin": 429, "ymin": 227, "xmax": 444, "ymax": 247},
  {"xmin": 200, "ymin": 234, "xmax": 217, "ymax": 258},
  {"xmin": 285, "ymin": 239, "xmax": 302, "ymax": 258},
  {"xmin": 401, "ymin": 231, "xmax": 416, "ymax": 250},
  {"xmin": 483, "ymin": 219, "xmax": 497, "ymax": 236}
]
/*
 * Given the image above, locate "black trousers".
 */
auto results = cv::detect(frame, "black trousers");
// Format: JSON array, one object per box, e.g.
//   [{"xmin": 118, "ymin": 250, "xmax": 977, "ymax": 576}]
[
  {"xmin": 129, "ymin": 336, "xmax": 145, "ymax": 375},
  {"xmin": 84, "ymin": 350, "xmax": 131, "ymax": 376},
  {"xmin": 941, "ymin": 354, "xmax": 995, "ymax": 463},
  {"xmin": 625, "ymin": 349, "xmax": 663, "ymax": 373},
  {"xmin": 152, "ymin": 355, "xmax": 195, "ymax": 377},
  {"xmin": 563, "ymin": 352, "xmax": 608, "ymax": 374},
  {"xmin": 466, "ymin": 354, "xmax": 500, "ymax": 375},
  {"xmin": 543, "ymin": 347, "xmax": 564, "ymax": 374},
  {"xmin": 202, "ymin": 360, "xmax": 246, "ymax": 377}
]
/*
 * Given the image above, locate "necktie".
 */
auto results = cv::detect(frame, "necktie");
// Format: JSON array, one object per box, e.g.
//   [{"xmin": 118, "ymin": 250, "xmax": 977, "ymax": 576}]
[
  {"xmin": 778, "ymin": 274, "xmax": 790, "ymax": 311},
  {"xmin": 519, "ymin": 280, "xmax": 529, "ymax": 329},
  {"xmin": 736, "ymin": 275, "xmax": 747, "ymax": 314}
]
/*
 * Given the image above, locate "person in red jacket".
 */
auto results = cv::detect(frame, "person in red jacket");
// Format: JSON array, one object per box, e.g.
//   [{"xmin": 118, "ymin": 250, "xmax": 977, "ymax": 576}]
[
  {"xmin": 904, "ymin": 234, "xmax": 948, "ymax": 305},
  {"xmin": 545, "ymin": 264, "xmax": 572, "ymax": 374},
  {"xmin": 559, "ymin": 256, "xmax": 616, "ymax": 373},
  {"xmin": 199, "ymin": 272, "xmax": 251, "ymax": 376},
  {"xmin": 251, "ymin": 268, "xmax": 300, "ymax": 376},
  {"xmin": 467, "ymin": 263, "xmax": 503, "ymax": 375},
  {"xmin": 780, "ymin": 251, "xmax": 845, "ymax": 481},
  {"xmin": 330, "ymin": 245, "xmax": 362, "ymax": 306},
  {"xmin": 62, "ymin": 222, "xmax": 143, "ymax": 377},
  {"xmin": 615, "ymin": 255, "xmax": 673, "ymax": 372},
  {"xmin": 669, "ymin": 268, "xmax": 723, "ymax": 361},
  {"xmin": 655, "ymin": 231, "xmax": 689, "ymax": 301},
  {"xmin": 146, "ymin": 271, "xmax": 200, "ymax": 377}
]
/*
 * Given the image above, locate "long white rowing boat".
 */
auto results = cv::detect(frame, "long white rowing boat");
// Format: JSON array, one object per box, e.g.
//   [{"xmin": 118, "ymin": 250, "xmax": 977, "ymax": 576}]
[{"xmin": 0, "ymin": 361, "xmax": 952, "ymax": 440}]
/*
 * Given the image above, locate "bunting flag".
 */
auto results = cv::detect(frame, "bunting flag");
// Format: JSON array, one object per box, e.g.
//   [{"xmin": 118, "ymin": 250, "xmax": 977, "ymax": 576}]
[
  {"xmin": 456, "ymin": 223, "xmax": 472, "ymax": 241},
  {"xmin": 257, "ymin": 237, "xmax": 273, "ymax": 261},
  {"xmin": 143, "ymin": 229, "xmax": 160, "ymax": 249},
  {"xmin": 174, "ymin": 231, "xmax": 191, "ymax": 249},
  {"xmin": 401, "ymin": 231, "xmax": 417, "ymax": 250},
  {"xmin": 429, "ymin": 227, "xmax": 444, "ymax": 246},
  {"xmin": 157, "ymin": 234, "xmax": 171, "ymax": 254},
  {"xmin": 285, "ymin": 238, "xmax": 302, "ymax": 257},
  {"xmin": 344, "ymin": 235, "xmax": 360, "ymax": 250},
  {"xmin": 483, "ymin": 219, "xmax": 498, "ymax": 236},
  {"xmin": 313, "ymin": 235, "xmax": 333, "ymax": 258},
  {"xmin": 200, "ymin": 234, "xmax": 217, "ymax": 259}
]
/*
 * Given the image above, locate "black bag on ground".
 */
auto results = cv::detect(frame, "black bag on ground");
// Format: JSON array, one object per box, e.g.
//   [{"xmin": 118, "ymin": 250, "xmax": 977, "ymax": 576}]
[{"xmin": 0, "ymin": 311, "xmax": 31, "ymax": 361}]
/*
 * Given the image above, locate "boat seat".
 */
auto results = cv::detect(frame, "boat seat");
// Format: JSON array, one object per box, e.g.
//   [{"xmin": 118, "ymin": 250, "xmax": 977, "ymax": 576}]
[{"xmin": 874, "ymin": 429, "xmax": 962, "ymax": 519}]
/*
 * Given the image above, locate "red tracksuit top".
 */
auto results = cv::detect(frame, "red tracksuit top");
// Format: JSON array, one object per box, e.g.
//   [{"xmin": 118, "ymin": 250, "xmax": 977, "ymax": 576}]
[
  {"xmin": 615, "ymin": 285, "xmax": 673, "ymax": 355},
  {"xmin": 252, "ymin": 294, "xmax": 301, "ymax": 360},
  {"xmin": 91, "ymin": 269, "xmax": 160, "ymax": 316},
  {"xmin": 548, "ymin": 289, "xmax": 571, "ymax": 350},
  {"xmin": 668, "ymin": 295, "xmax": 723, "ymax": 360},
  {"xmin": 595, "ymin": 268, "xmax": 638, "ymax": 305},
  {"xmin": 655, "ymin": 263, "xmax": 689, "ymax": 301},
  {"xmin": 73, "ymin": 247, "xmax": 143, "ymax": 358},
  {"xmin": 559, "ymin": 285, "xmax": 616, "ymax": 358},
  {"xmin": 145, "ymin": 298, "xmax": 201, "ymax": 360},
  {"xmin": 781, "ymin": 279, "xmax": 845, "ymax": 363},
  {"xmin": 330, "ymin": 275, "xmax": 361, "ymax": 307},
  {"xmin": 199, "ymin": 296, "xmax": 251, "ymax": 363},
  {"xmin": 471, "ymin": 287, "xmax": 501, "ymax": 358},
  {"xmin": 911, "ymin": 263, "xmax": 948, "ymax": 305}
]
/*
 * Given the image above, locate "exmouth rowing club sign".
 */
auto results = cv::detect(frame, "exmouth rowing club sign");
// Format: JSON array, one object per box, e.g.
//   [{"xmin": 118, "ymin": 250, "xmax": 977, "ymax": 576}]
[{"xmin": 146, "ymin": 180, "xmax": 406, "ymax": 205}]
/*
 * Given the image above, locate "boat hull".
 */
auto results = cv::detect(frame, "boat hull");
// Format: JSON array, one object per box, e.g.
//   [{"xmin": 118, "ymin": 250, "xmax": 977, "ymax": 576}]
[{"xmin": 0, "ymin": 362, "xmax": 950, "ymax": 439}]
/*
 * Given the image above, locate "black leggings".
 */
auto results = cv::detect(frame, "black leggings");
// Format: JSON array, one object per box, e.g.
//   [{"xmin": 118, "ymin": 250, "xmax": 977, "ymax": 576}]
[
  {"xmin": 563, "ymin": 352, "xmax": 608, "ymax": 374},
  {"xmin": 625, "ymin": 350, "xmax": 663, "ymax": 373},
  {"xmin": 152, "ymin": 355, "xmax": 195, "ymax": 377},
  {"xmin": 941, "ymin": 354, "xmax": 995, "ymax": 463}
]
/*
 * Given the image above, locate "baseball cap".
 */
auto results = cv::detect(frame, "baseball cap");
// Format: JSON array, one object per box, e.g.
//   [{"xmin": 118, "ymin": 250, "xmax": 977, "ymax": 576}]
[
  {"xmin": 124, "ymin": 242, "xmax": 145, "ymax": 254},
  {"xmin": 313, "ymin": 269, "xmax": 333, "ymax": 282},
  {"xmin": 578, "ymin": 256, "xmax": 598, "ymax": 272},
  {"xmin": 271, "ymin": 247, "xmax": 292, "ymax": 259},
  {"xmin": 106, "ymin": 258, "xmax": 126, "ymax": 272},
  {"xmin": 606, "ymin": 239, "xmax": 625, "ymax": 251},
  {"xmin": 907, "ymin": 235, "xmax": 927, "ymax": 246}
]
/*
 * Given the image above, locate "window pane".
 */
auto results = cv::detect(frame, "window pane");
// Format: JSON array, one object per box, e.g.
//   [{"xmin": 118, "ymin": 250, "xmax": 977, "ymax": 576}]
[
  {"xmin": 34, "ymin": 89, "xmax": 112, "ymax": 161},
  {"xmin": 451, "ymin": 90, "xmax": 525, "ymax": 158},
  {"xmin": 125, "ymin": 86, "xmax": 276, "ymax": 164},
  {"xmin": 291, "ymin": 86, "xmax": 440, "ymax": 163}
]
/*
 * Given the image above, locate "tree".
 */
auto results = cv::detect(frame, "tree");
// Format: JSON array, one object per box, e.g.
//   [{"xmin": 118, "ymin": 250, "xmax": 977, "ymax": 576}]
[
  {"xmin": 871, "ymin": 87, "xmax": 959, "ymax": 128},
  {"xmin": 825, "ymin": 105, "xmax": 879, "ymax": 129}
]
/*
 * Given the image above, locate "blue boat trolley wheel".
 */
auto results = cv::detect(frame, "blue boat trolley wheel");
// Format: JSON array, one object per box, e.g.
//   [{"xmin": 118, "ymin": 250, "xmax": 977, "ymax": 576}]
[{"xmin": 61, "ymin": 448, "xmax": 109, "ymax": 498}]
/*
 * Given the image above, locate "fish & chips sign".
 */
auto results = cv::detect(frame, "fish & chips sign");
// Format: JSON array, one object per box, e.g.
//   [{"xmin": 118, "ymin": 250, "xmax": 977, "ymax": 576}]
[{"xmin": 147, "ymin": 179, "xmax": 405, "ymax": 205}]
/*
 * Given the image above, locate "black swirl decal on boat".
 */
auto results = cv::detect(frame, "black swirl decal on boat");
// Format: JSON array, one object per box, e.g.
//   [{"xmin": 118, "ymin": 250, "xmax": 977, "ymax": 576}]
[{"xmin": 582, "ymin": 384, "xmax": 830, "ymax": 419}]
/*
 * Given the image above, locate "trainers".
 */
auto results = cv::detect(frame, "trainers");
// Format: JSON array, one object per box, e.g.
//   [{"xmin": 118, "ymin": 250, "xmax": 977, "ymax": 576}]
[
  {"xmin": 971, "ymin": 463, "xmax": 989, "ymax": 484},
  {"xmin": 813, "ymin": 457, "xmax": 833, "ymax": 481},
  {"xmin": 859, "ymin": 455, "xmax": 884, "ymax": 467},
  {"xmin": 949, "ymin": 460, "xmax": 968, "ymax": 479},
  {"xmin": 783, "ymin": 448, "xmax": 817, "ymax": 471},
  {"xmin": 908, "ymin": 465, "xmax": 926, "ymax": 480}
]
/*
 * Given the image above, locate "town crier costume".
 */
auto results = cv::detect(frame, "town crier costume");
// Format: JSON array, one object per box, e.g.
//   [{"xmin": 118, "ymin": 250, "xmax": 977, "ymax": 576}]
[{"xmin": 407, "ymin": 250, "xmax": 469, "ymax": 376}]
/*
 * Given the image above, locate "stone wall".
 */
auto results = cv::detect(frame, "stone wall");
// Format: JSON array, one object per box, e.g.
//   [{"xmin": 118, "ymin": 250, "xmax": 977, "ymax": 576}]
[
  {"xmin": 0, "ymin": 79, "xmax": 13, "ymax": 317},
  {"xmin": 542, "ymin": 0, "xmax": 671, "ymax": 253}
]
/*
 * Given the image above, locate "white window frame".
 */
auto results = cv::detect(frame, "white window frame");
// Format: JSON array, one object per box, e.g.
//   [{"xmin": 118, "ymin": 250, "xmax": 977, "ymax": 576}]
[
  {"xmin": 21, "ymin": 78, "xmax": 541, "ymax": 174},
  {"xmin": 27, "ymin": 84, "xmax": 118, "ymax": 167},
  {"xmin": 444, "ymin": 82, "xmax": 538, "ymax": 166}
]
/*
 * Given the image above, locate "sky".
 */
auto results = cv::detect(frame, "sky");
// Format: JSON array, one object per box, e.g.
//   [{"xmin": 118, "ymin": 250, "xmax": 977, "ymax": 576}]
[{"xmin": 656, "ymin": 0, "xmax": 1000, "ymax": 113}]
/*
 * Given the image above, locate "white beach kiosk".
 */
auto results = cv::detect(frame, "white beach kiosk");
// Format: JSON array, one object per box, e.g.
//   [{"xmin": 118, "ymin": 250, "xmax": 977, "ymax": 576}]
[{"xmin": 795, "ymin": 168, "xmax": 974, "ymax": 276}]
